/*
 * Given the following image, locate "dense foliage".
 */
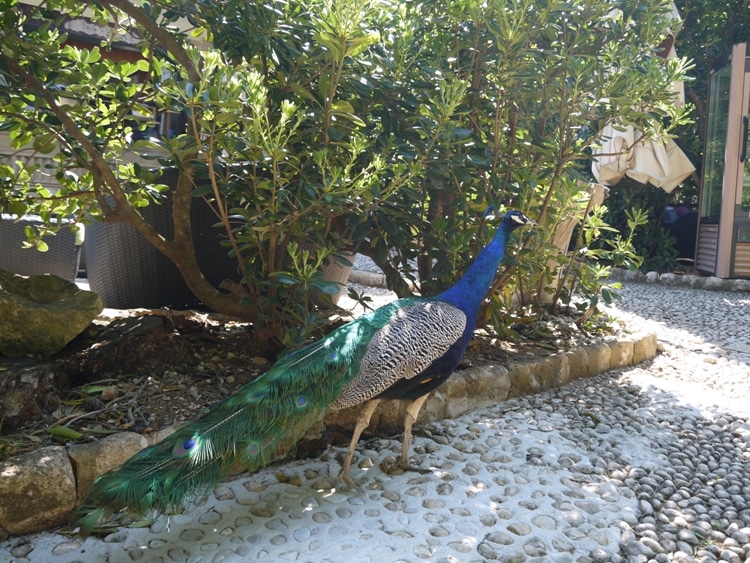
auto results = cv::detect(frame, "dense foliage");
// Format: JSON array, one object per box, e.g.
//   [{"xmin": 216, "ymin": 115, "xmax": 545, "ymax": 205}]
[{"xmin": 0, "ymin": 0, "xmax": 688, "ymax": 341}]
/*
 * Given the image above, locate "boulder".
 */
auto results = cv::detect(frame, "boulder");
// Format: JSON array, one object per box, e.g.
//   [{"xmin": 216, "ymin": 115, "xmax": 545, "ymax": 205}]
[
  {"xmin": 0, "ymin": 446, "xmax": 76, "ymax": 535},
  {"xmin": 68, "ymin": 432, "xmax": 148, "ymax": 504},
  {"xmin": 0, "ymin": 269, "xmax": 103, "ymax": 357}
]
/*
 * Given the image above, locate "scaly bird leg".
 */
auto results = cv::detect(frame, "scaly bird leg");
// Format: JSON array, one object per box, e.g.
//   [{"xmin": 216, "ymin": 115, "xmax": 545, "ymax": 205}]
[
  {"xmin": 337, "ymin": 399, "xmax": 382, "ymax": 490},
  {"xmin": 383, "ymin": 394, "xmax": 431, "ymax": 475}
]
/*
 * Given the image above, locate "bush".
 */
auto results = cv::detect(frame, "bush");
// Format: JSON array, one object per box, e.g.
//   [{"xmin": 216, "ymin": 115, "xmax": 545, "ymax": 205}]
[
  {"xmin": 0, "ymin": 0, "xmax": 689, "ymax": 342},
  {"xmin": 598, "ymin": 180, "xmax": 679, "ymax": 273}
]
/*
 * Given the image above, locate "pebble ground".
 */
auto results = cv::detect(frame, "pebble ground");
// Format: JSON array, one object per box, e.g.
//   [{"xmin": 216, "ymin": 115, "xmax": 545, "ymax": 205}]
[{"xmin": 2, "ymin": 282, "xmax": 750, "ymax": 563}]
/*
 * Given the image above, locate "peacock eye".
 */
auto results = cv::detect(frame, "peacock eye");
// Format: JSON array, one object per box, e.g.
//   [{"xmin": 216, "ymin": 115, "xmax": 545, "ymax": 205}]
[
  {"xmin": 295, "ymin": 396, "xmax": 307, "ymax": 408},
  {"xmin": 250, "ymin": 391, "xmax": 265, "ymax": 400},
  {"xmin": 246, "ymin": 442, "xmax": 259, "ymax": 456},
  {"xmin": 173, "ymin": 437, "xmax": 199, "ymax": 458}
]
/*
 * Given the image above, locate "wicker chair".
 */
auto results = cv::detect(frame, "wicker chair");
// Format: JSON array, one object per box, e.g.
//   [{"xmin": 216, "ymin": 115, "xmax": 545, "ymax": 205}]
[
  {"xmin": 0, "ymin": 214, "xmax": 82, "ymax": 282},
  {"xmin": 85, "ymin": 168, "xmax": 354, "ymax": 310},
  {"xmin": 84, "ymin": 169, "xmax": 238, "ymax": 310}
]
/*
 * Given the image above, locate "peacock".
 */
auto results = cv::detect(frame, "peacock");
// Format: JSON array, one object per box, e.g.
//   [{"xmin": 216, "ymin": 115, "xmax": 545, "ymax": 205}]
[{"xmin": 73, "ymin": 209, "xmax": 534, "ymax": 535}]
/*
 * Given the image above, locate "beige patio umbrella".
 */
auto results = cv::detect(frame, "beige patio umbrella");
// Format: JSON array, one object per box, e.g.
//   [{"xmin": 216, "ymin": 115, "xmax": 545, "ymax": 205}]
[{"xmin": 591, "ymin": 3, "xmax": 695, "ymax": 193}]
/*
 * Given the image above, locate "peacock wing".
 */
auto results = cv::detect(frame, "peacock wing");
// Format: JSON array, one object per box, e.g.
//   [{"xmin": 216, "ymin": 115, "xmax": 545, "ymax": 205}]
[{"xmin": 330, "ymin": 300, "xmax": 467, "ymax": 410}]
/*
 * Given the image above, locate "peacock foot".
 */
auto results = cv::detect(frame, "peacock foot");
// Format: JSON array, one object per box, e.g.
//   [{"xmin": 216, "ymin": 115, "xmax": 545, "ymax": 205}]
[
  {"xmin": 335, "ymin": 469, "xmax": 365, "ymax": 492},
  {"xmin": 380, "ymin": 456, "xmax": 430, "ymax": 476}
]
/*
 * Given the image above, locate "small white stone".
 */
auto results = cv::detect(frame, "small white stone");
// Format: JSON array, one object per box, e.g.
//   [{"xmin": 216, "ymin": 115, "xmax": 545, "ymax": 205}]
[{"xmin": 51, "ymin": 542, "xmax": 81, "ymax": 556}]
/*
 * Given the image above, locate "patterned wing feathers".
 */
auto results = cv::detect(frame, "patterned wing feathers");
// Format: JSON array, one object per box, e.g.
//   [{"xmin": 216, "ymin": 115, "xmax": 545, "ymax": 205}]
[{"xmin": 331, "ymin": 301, "xmax": 466, "ymax": 409}]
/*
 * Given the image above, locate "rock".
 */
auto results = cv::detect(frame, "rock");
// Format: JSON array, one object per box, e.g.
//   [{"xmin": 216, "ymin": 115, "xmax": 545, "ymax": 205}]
[
  {"xmin": 565, "ymin": 347, "xmax": 589, "ymax": 380},
  {"xmin": 586, "ymin": 342, "xmax": 612, "ymax": 377},
  {"xmin": 532, "ymin": 354, "xmax": 569, "ymax": 389},
  {"xmin": 0, "ymin": 269, "xmax": 103, "ymax": 357},
  {"xmin": 608, "ymin": 337, "xmax": 634, "ymax": 368},
  {"xmin": 704, "ymin": 276, "xmax": 726, "ymax": 290},
  {"xmin": 460, "ymin": 364, "xmax": 512, "ymax": 405},
  {"xmin": 731, "ymin": 278, "xmax": 750, "ymax": 292},
  {"xmin": 441, "ymin": 375, "xmax": 470, "ymax": 419},
  {"xmin": 0, "ymin": 446, "xmax": 76, "ymax": 535},
  {"xmin": 68, "ymin": 432, "xmax": 148, "ymax": 503},
  {"xmin": 632, "ymin": 333, "xmax": 657, "ymax": 364},
  {"xmin": 507, "ymin": 361, "xmax": 542, "ymax": 396}
]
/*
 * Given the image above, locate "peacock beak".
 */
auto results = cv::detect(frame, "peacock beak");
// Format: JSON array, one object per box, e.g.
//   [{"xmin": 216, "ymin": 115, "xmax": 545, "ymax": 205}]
[{"xmin": 511, "ymin": 212, "xmax": 536, "ymax": 227}]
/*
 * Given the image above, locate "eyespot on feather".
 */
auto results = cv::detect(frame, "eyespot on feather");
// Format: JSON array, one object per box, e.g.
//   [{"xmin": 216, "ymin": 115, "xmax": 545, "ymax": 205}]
[
  {"xmin": 250, "ymin": 390, "xmax": 266, "ymax": 401},
  {"xmin": 295, "ymin": 396, "xmax": 307, "ymax": 408},
  {"xmin": 246, "ymin": 442, "xmax": 260, "ymax": 457},
  {"xmin": 173, "ymin": 437, "xmax": 198, "ymax": 458}
]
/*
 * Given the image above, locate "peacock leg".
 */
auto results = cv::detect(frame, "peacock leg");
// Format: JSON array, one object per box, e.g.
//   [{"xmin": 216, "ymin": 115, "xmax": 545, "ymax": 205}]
[
  {"xmin": 337, "ymin": 398, "xmax": 382, "ymax": 490},
  {"xmin": 383, "ymin": 394, "xmax": 431, "ymax": 475}
]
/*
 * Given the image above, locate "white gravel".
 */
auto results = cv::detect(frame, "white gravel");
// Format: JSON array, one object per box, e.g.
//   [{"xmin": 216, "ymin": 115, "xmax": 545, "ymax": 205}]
[{"xmin": 2, "ymin": 282, "xmax": 750, "ymax": 563}]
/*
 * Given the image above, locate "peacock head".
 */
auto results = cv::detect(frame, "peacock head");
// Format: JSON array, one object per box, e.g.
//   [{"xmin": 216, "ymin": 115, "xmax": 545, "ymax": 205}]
[{"xmin": 502, "ymin": 210, "xmax": 536, "ymax": 231}]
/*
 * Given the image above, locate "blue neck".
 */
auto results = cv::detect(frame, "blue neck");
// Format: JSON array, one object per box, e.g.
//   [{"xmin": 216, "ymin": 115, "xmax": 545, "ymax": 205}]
[{"xmin": 437, "ymin": 224, "xmax": 511, "ymax": 325}]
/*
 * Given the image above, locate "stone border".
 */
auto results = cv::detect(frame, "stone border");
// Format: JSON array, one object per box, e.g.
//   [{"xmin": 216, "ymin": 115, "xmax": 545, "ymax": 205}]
[
  {"xmin": 0, "ymin": 330, "xmax": 656, "ymax": 537},
  {"xmin": 610, "ymin": 268, "xmax": 750, "ymax": 292}
]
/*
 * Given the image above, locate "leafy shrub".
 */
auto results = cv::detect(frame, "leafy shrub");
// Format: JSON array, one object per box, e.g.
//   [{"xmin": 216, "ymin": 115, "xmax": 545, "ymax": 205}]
[
  {"xmin": 597, "ymin": 180, "xmax": 679, "ymax": 273},
  {"xmin": 0, "ymin": 0, "xmax": 690, "ymax": 342}
]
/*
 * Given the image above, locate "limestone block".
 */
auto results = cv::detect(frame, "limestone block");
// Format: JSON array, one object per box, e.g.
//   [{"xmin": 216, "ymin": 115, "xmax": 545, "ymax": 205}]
[
  {"xmin": 608, "ymin": 338, "xmax": 634, "ymax": 368},
  {"xmin": 0, "ymin": 269, "xmax": 103, "ymax": 357},
  {"xmin": 324, "ymin": 404, "xmax": 358, "ymax": 430},
  {"xmin": 659, "ymin": 273, "xmax": 678, "ymax": 285},
  {"xmin": 566, "ymin": 347, "xmax": 590, "ymax": 379},
  {"xmin": 632, "ymin": 333, "xmax": 657, "ymax": 364},
  {"xmin": 0, "ymin": 446, "xmax": 76, "ymax": 535},
  {"xmin": 421, "ymin": 391, "xmax": 447, "ymax": 423},
  {"xmin": 507, "ymin": 362, "xmax": 541, "ymax": 398},
  {"xmin": 440, "ymin": 376, "xmax": 470, "ymax": 419},
  {"xmin": 460, "ymin": 365, "xmax": 511, "ymax": 404},
  {"xmin": 531, "ymin": 354, "xmax": 567, "ymax": 389},
  {"xmin": 68, "ymin": 432, "xmax": 148, "ymax": 503},
  {"xmin": 586, "ymin": 342, "xmax": 612, "ymax": 376},
  {"xmin": 553, "ymin": 353, "xmax": 572, "ymax": 387},
  {"xmin": 620, "ymin": 269, "xmax": 641, "ymax": 282},
  {"xmin": 704, "ymin": 276, "xmax": 726, "ymax": 291},
  {"xmin": 731, "ymin": 279, "xmax": 750, "ymax": 293},
  {"xmin": 372, "ymin": 400, "xmax": 406, "ymax": 433}
]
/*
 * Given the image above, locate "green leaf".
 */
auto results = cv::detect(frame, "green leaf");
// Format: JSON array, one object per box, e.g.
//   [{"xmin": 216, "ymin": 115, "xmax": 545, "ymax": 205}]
[
  {"xmin": 80, "ymin": 385, "xmax": 108, "ymax": 396},
  {"xmin": 314, "ymin": 30, "xmax": 344, "ymax": 60},
  {"xmin": 191, "ymin": 184, "xmax": 214, "ymax": 198},
  {"xmin": 7, "ymin": 201, "xmax": 28, "ymax": 216},
  {"xmin": 330, "ymin": 101, "xmax": 366, "ymax": 127},
  {"xmin": 271, "ymin": 273, "xmax": 300, "ymax": 285},
  {"xmin": 45, "ymin": 426, "xmax": 83, "ymax": 441},
  {"xmin": 344, "ymin": 32, "xmax": 379, "ymax": 58},
  {"xmin": 501, "ymin": 255, "xmax": 520, "ymax": 267},
  {"xmin": 310, "ymin": 280, "xmax": 341, "ymax": 295}
]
